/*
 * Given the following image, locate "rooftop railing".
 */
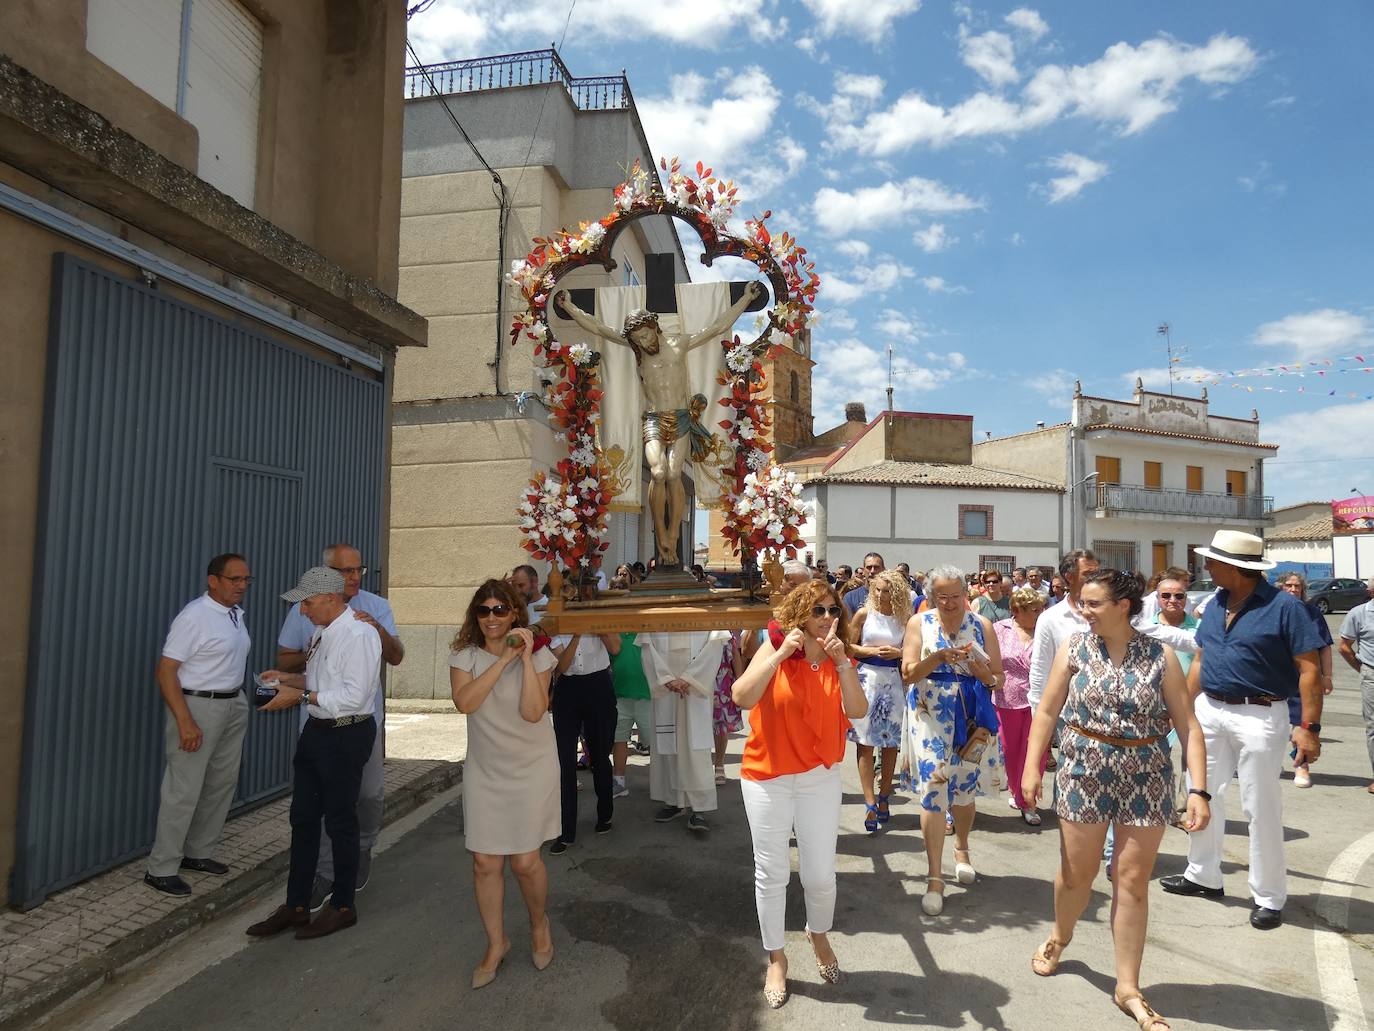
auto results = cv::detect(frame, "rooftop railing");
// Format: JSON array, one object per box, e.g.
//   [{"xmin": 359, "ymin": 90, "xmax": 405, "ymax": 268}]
[
  {"xmin": 1090, "ymin": 483, "xmax": 1275, "ymax": 522},
  {"xmin": 404, "ymin": 47, "xmax": 633, "ymax": 111}
]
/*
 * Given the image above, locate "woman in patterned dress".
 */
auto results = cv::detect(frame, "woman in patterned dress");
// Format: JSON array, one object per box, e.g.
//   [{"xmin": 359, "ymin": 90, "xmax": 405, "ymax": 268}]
[
  {"xmin": 1022, "ymin": 569, "xmax": 1209, "ymax": 1031},
  {"xmin": 712, "ymin": 631, "xmax": 745, "ymax": 784},
  {"xmin": 848, "ymin": 570, "xmax": 913, "ymax": 831},
  {"xmin": 899, "ymin": 565, "xmax": 1004, "ymax": 916}
]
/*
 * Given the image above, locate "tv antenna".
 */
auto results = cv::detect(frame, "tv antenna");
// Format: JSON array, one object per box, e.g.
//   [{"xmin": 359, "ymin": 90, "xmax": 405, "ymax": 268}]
[{"xmin": 1157, "ymin": 322, "xmax": 1187, "ymax": 395}]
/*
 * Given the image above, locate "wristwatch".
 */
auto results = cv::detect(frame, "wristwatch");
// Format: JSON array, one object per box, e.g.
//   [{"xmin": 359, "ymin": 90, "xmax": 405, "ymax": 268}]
[
  {"xmin": 1188, "ymin": 788, "xmax": 1212, "ymax": 802},
  {"xmin": 1299, "ymin": 720, "xmax": 1321, "ymax": 733},
  {"xmin": 301, "ymin": 690, "xmax": 312, "ymax": 707}
]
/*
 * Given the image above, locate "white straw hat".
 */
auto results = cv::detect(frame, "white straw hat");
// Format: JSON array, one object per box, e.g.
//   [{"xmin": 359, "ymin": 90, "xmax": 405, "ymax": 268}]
[{"xmin": 1193, "ymin": 530, "xmax": 1276, "ymax": 571}]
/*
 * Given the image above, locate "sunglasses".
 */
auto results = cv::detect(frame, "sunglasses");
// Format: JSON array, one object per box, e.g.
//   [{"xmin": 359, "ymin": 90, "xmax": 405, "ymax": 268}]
[
  {"xmin": 1158, "ymin": 592, "xmax": 1187, "ymax": 601},
  {"xmin": 475, "ymin": 604, "xmax": 512, "ymax": 617},
  {"xmin": 982, "ymin": 578, "xmax": 1001, "ymax": 585},
  {"xmin": 811, "ymin": 605, "xmax": 843, "ymax": 618}
]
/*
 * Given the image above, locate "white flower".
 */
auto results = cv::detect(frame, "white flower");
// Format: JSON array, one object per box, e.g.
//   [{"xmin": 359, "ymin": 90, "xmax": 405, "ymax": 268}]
[{"xmin": 568, "ymin": 343, "xmax": 592, "ymax": 366}]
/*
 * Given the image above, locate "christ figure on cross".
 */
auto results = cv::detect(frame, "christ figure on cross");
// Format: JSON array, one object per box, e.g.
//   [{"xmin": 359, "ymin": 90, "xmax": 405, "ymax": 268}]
[{"xmin": 553, "ymin": 279, "xmax": 766, "ymax": 566}]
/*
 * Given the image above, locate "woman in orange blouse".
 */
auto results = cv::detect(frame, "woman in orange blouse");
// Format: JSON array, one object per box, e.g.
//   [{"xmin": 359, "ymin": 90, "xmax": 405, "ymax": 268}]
[{"xmin": 732, "ymin": 580, "xmax": 869, "ymax": 1009}]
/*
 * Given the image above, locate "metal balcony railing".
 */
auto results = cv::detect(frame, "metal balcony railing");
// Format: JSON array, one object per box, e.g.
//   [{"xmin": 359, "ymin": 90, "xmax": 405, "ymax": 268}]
[
  {"xmin": 403, "ymin": 48, "xmax": 633, "ymax": 111},
  {"xmin": 1090, "ymin": 483, "xmax": 1274, "ymax": 521}
]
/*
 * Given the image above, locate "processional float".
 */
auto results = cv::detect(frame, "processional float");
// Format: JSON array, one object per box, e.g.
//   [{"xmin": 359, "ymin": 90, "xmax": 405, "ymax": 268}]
[{"xmin": 506, "ymin": 159, "xmax": 821, "ymax": 634}]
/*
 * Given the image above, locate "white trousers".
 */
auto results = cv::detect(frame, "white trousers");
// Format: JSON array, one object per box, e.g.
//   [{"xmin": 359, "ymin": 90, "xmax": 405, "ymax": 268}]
[
  {"xmin": 1184, "ymin": 693, "xmax": 1289, "ymax": 910},
  {"xmin": 740, "ymin": 764, "xmax": 842, "ymax": 952}
]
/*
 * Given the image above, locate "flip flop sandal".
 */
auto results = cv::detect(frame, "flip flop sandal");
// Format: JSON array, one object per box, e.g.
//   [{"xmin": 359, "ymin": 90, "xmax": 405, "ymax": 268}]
[{"xmin": 1021, "ymin": 809, "xmax": 1042, "ymax": 827}]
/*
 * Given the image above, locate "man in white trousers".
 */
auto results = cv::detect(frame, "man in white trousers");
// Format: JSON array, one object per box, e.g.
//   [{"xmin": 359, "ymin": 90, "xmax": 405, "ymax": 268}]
[
  {"xmin": 638, "ymin": 631, "xmax": 729, "ymax": 832},
  {"xmin": 1160, "ymin": 530, "xmax": 1324, "ymax": 930}
]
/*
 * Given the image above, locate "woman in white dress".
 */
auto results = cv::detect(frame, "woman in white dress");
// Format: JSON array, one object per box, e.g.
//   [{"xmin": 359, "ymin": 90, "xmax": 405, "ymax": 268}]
[
  {"xmin": 450, "ymin": 579, "xmax": 559, "ymax": 989},
  {"xmin": 848, "ymin": 570, "xmax": 912, "ymax": 831}
]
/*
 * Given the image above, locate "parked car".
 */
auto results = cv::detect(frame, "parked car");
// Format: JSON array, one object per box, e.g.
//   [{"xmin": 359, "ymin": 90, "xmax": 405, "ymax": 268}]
[{"xmin": 1306, "ymin": 577, "xmax": 1369, "ymax": 614}]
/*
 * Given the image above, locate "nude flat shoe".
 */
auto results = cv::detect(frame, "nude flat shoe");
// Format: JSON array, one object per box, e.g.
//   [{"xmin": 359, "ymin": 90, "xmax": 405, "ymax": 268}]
[{"xmin": 532, "ymin": 917, "xmax": 554, "ymax": 971}]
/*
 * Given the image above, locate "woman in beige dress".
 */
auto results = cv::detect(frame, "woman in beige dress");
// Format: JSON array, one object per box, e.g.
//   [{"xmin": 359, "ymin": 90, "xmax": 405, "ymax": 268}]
[{"xmin": 450, "ymin": 579, "xmax": 559, "ymax": 989}]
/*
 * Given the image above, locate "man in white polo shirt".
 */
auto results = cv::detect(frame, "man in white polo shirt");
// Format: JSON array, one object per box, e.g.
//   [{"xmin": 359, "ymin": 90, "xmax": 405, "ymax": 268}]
[
  {"xmin": 277, "ymin": 542, "xmax": 402, "ymax": 910},
  {"xmin": 144, "ymin": 553, "xmax": 253, "ymax": 896},
  {"xmin": 248, "ymin": 566, "xmax": 382, "ymax": 940}
]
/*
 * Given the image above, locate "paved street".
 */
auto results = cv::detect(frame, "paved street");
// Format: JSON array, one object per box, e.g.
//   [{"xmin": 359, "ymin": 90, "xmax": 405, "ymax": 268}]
[{"xmin": 46, "ymin": 621, "xmax": 1374, "ymax": 1031}]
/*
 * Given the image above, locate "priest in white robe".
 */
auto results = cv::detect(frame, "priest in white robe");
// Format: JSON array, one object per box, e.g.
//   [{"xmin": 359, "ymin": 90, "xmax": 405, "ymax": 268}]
[{"xmin": 639, "ymin": 631, "xmax": 730, "ymax": 831}]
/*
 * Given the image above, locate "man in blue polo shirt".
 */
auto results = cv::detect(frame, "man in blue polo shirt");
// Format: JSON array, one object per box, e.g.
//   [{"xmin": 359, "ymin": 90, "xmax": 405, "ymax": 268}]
[
  {"xmin": 278, "ymin": 543, "xmax": 403, "ymax": 910},
  {"xmin": 843, "ymin": 552, "xmax": 886, "ymax": 613},
  {"xmin": 1160, "ymin": 531, "xmax": 1324, "ymax": 930}
]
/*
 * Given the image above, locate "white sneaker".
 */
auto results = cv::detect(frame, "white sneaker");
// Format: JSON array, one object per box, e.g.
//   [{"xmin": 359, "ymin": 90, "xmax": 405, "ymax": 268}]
[
  {"xmin": 1293, "ymin": 767, "xmax": 1311, "ymax": 789},
  {"xmin": 1007, "ymin": 795, "xmax": 1020, "ymax": 809},
  {"xmin": 612, "ymin": 775, "xmax": 629, "ymax": 798}
]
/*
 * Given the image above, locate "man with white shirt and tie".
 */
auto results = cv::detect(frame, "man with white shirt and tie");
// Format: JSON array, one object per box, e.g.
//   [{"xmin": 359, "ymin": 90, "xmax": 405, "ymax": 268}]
[
  {"xmin": 247, "ymin": 567, "xmax": 381, "ymax": 940},
  {"xmin": 144, "ymin": 554, "xmax": 253, "ymax": 896}
]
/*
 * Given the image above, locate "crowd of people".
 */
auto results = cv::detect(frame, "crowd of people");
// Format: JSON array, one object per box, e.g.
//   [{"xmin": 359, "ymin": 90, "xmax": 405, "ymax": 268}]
[{"xmin": 142, "ymin": 530, "xmax": 1374, "ymax": 1028}]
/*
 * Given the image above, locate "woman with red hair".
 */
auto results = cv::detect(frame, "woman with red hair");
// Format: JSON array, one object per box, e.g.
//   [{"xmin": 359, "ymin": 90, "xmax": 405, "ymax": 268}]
[{"xmin": 732, "ymin": 580, "xmax": 869, "ymax": 1009}]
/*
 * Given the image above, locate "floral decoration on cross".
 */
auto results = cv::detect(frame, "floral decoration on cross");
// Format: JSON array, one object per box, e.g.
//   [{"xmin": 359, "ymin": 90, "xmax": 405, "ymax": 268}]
[{"xmin": 505, "ymin": 157, "xmax": 820, "ymax": 576}]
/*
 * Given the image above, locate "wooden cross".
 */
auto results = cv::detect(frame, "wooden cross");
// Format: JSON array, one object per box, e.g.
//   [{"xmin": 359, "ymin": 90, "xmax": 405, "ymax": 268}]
[{"xmin": 560, "ymin": 253, "xmax": 768, "ymax": 321}]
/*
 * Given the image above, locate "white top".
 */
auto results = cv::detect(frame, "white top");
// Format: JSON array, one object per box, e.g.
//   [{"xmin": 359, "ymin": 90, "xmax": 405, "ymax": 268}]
[
  {"xmin": 550, "ymin": 633, "xmax": 611, "ymax": 675},
  {"xmin": 279, "ymin": 589, "xmax": 395, "ymax": 722},
  {"xmin": 304, "ymin": 605, "xmax": 382, "ymax": 719},
  {"xmin": 1028, "ymin": 595, "xmax": 1198, "ymax": 709},
  {"xmin": 161, "ymin": 593, "xmax": 251, "ymax": 695}
]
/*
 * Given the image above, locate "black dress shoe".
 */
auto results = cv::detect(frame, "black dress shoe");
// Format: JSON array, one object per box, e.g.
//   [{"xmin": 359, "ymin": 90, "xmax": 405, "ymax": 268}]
[
  {"xmin": 181, "ymin": 857, "xmax": 230, "ymax": 875},
  {"xmin": 144, "ymin": 873, "xmax": 192, "ymax": 896},
  {"xmin": 1250, "ymin": 906, "xmax": 1283, "ymax": 930},
  {"xmin": 1160, "ymin": 874, "xmax": 1223, "ymax": 899}
]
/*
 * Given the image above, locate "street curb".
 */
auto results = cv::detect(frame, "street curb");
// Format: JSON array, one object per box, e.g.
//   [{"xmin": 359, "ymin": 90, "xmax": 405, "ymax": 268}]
[{"xmin": 0, "ymin": 760, "xmax": 463, "ymax": 1031}]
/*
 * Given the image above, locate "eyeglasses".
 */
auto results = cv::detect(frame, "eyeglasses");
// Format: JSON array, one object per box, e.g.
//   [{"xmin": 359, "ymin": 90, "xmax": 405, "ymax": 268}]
[
  {"xmin": 331, "ymin": 565, "xmax": 368, "ymax": 577},
  {"xmin": 1158, "ymin": 592, "xmax": 1187, "ymax": 600},
  {"xmin": 475, "ymin": 604, "xmax": 512, "ymax": 617},
  {"xmin": 982, "ymin": 578, "xmax": 1001, "ymax": 585},
  {"xmin": 811, "ymin": 605, "xmax": 843, "ymax": 618},
  {"xmin": 218, "ymin": 575, "xmax": 253, "ymax": 585}
]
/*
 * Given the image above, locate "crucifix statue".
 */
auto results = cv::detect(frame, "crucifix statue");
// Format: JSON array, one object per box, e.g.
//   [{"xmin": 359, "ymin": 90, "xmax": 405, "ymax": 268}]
[{"xmin": 552, "ymin": 257, "xmax": 766, "ymax": 568}]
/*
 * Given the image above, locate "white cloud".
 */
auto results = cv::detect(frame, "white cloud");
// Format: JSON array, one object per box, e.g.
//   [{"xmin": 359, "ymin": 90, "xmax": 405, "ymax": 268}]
[
  {"xmin": 812, "ymin": 177, "xmax": 983, "ymax": 234},
  {"xmin": 638, "ymin": 66, "xmax": 780, "ymax": 178},
  {"xmin": 1237, "ymin": 160, "xmax": 1287, "ymax": 198},
  {"xmin": 823, "ymin": 261, "xmax": 912, "ymax": 303},
  {"xmin": 800, "ymin": 0, "xmax": 922, "ymax": 43},
  {"xmin": 920, "ymin": 275, "xmax": 969, "ymax": 294},
  {"xmin": 1253, "ymin": 309, "xmax": 1372, "ymax": 359},
  {"xmin": 820, "ymin": 308, "xmax": 858, "ymax": 331},
  {"xmin": 407, "ymin": 0, "xmax": 778, "ymax": 60},
  {"xmin": 1024, "ymin": 368, "xmax": 1077, "ymax": 405},
  {"xmin": 1008, "ymin": 231, "xmax": 1025, "ymax": 246},
  {"xmin": 1004, "ymin": 8, "xmax": 1049, "ymax": 41},
  {"xmin": 834, "ymin": 239, "xmax": 872, "ymax": 259},
  {"xmin": 878, "ymin": 308, "xmax": 925, "ymax": 339},
  {"xmin": 1038, "ymin": 152, "xmax": 1108, "ymax": 203},
  {"xmin": 913, "ymin": 222, "xmax": 956, "ymax": 252},
  {"xmin": 815, "ymin": 32, "xmax": 1258, "ymax": 154},
  {"xmin": 811, "ymin": 332, "xmax": 962, "ymax": 429},
  {"xmin": 1263, "ymin": 399, "xmax": 1374, "ymax": 507},
  {"xmin": 960, "ymin": 28, "xmax": 1019, "ymax": 88},
  {"xmin": 1123, "ymin": 365, "xmax": 1222, "ymax": 390}
]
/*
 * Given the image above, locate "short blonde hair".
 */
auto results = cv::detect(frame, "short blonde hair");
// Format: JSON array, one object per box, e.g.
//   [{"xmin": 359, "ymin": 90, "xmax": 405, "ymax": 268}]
[{"xmin": 1009, "ymin": 586, "xmax": 1047, "ymax": 612}]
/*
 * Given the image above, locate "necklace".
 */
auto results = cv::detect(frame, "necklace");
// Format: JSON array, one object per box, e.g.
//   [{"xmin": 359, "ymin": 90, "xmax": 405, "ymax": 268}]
[{"xmin": 810, "ymin": 661, "xmax": 820, "ymax": 671}]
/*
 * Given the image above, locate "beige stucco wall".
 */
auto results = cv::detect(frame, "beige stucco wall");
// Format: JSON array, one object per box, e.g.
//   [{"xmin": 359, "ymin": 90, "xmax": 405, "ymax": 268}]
[
  {"xmin": 391, "ymin": 162, "xmax": 661, "ymax": 696},
  {"xmin": 887, "ymin": 413, "xmax": 972, "ymax": 464},
  {"xmin": 973, "ymin": 426, "xmax": 1069, "ymax": 483},
  {"xmin": 0, "ymin": 0, "xmax": 407, "ymax": 292}
]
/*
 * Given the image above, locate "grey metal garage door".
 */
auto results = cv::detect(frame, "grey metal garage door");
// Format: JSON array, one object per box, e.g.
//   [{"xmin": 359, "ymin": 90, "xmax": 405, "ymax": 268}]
[{"xmin": 12, "ymin": 254, "xmax": 387, "ymax": 908}]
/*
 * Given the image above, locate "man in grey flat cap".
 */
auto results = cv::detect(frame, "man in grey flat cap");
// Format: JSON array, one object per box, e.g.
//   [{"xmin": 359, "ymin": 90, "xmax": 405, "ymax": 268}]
[{"xmin": 246, "ymin": 567, "xmax": 381, "ymax": 940}]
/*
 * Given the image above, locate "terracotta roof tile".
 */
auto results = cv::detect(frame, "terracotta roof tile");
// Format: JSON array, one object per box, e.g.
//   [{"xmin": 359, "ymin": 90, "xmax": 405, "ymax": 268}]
[
  {"xmin": 1267, "ymin": 513, "xmax": 1333, "ymax": 542},
  {"xmin": 1083, "ymin": 423, "xmax": 1279, "ymax": 450},
  {"xmin": 808, "ymin": 460, "xmax": 1063, "ymax": 491}
]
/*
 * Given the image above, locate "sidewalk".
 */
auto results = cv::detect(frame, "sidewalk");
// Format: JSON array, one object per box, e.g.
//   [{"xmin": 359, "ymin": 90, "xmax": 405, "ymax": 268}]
[{"xmin": 0, "ymin": 758, "xmax": 462, "ymax": 1030}]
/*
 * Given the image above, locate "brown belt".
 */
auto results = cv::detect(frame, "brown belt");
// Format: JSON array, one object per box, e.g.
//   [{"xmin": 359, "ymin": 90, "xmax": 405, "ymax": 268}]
[{"xmin": 1067, "ymin": 724, "xmax": 1163, "ymax": 748}]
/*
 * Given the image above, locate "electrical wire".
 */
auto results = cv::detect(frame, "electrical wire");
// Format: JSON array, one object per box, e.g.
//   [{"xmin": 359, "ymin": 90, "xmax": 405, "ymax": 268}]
[
  {"xmin": 403, "ymin": 36, "xmax": 512, "ymax": 393},
  {"xmin": 508, "ymin": 0, "xmax": 578, "ymax": 208}
]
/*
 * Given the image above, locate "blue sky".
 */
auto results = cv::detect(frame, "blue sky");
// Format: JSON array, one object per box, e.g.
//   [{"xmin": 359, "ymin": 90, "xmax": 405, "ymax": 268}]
[{"xmin": 408, "ymin": 1, "xmax": 1374, "ymax": 508}]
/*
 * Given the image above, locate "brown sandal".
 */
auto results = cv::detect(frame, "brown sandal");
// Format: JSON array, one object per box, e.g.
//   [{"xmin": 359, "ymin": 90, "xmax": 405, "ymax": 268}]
[
  {"xmin": 1030, "ymin": 935, "xmax": 1070, "ymax": 976},
  {"xmin": 1115, "ymin": 992, "xmax": 1170, "ymax": 1031}
]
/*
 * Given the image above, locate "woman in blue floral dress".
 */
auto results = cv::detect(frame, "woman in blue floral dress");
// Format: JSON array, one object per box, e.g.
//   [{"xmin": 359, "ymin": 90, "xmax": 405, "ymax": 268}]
[
  {"xmin": 900, "ymin": 565, "xmax": 1004, "ymax": 916},
  {"xmin": 848, "ymin": 571, "xmax": 912, "ymax": 831}
]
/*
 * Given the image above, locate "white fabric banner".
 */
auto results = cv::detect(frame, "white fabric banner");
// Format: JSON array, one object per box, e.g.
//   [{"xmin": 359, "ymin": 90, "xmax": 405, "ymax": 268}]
[
  {"xmin": 675, "ymin": 281, "xmax": 732, "ymax": 510},
  {"xmin": 594, "ymin": 286, "xmax": 647, "ymax": 511}
]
